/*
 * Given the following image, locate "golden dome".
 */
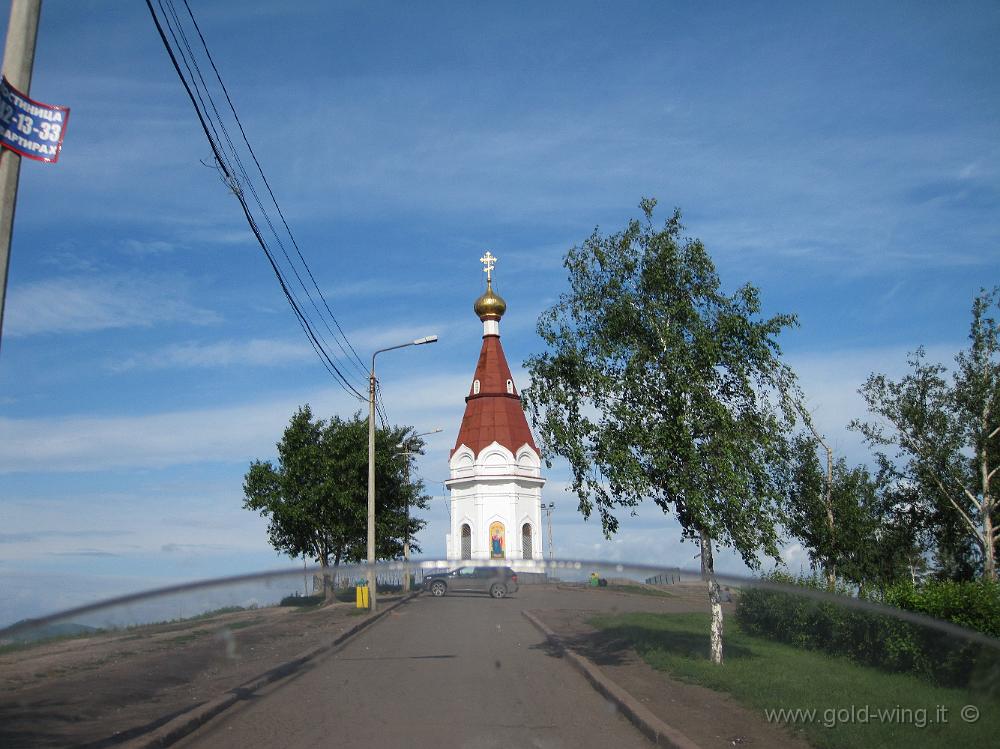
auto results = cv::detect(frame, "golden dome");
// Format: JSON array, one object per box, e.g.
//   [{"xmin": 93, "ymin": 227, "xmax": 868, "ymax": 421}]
[{"xmin": 474, "ymin": 280, "xmax": 506, "ymax": 320}]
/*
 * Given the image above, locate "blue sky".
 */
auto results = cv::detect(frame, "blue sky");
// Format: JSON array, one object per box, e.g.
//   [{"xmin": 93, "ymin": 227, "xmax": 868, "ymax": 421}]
[{"xmin": 1, "ymin": 1, "xmax": 997, "ymax": 625}]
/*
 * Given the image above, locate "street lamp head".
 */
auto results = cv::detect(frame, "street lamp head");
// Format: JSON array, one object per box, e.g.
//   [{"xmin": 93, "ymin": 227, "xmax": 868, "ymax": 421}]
[
  {"xmin": 399, "ymin": 427, "xmax": 445, "ymax": 451},
  {"xmin": 413, "ymin": 335, "xmax": 438, "ymax": 345}
]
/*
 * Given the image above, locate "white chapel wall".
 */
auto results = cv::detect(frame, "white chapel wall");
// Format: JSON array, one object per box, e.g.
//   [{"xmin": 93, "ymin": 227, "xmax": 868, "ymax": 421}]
[{"xmin": 447, "ymin": 441, "xmax": 544, "ymax": 561}]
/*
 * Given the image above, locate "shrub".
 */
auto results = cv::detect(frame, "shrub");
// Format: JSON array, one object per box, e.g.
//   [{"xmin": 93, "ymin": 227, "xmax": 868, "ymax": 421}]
[
  {"xmin": 735, "ymin": 572, "xmax": 999, "ymax": 689},
  {"xmin": 882, "ymin": 578, "xmax": 1000, "ymax": 638}
]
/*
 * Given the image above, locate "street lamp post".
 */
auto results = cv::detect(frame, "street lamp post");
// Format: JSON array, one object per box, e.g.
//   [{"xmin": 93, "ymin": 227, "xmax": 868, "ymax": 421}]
[
  {"xmin": 368, "ymin": 335, "xmax": 438, "ymax": 613},
  {"xmin": 398, "ymin": 428, "xmax": 443, "ymax": 593},
  {"xmin": 545, "ymin": 502, "xmax": 555, "ymax": 560}
]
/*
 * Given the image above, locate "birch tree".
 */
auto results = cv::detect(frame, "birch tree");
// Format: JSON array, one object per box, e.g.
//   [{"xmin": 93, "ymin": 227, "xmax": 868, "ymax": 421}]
[
  {"xmin": 786, "ymin": 433, "xmax": 923, "ymax": 591},
  {"xmin": 852, "ymin": 288, "xmax": 1000, "ymax": 580},
  {"xmin": 523, "ymin": 198, "xmax": 800, "ymax": 664}
]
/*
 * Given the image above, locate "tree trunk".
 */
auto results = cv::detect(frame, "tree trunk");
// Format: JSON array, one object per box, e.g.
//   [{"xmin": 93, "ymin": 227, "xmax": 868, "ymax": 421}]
[
  {"xmin": 319, "ymin": 557, "xmax": 336, "ymax": 603},
  {"xmin": 331, "ymin": 549, "xmax": 342, "ymax": 599},
  {"xmin": 981, "ymin": 431, "xmax": 996, "ymax": 580},
  {"xmin": 797, "ymin": 407, "xmax": 837, "ymax": 588},
  {"xmin": 700, "ymin": 529, "xmax": 724, "ymax": 665},
  {"xmin": 824, "ymin": 442, "xmax": 836, "ymax": 589},
  {"xmin": 983, "ymin": 505, "xmax": 996, "ymax": 581}
]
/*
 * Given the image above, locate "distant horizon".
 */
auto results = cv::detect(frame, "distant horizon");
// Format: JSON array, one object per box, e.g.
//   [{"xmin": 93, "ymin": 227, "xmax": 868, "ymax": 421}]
[{"xmin": 0, "ymin": 559, "xmax": 729, "ymax": 632}]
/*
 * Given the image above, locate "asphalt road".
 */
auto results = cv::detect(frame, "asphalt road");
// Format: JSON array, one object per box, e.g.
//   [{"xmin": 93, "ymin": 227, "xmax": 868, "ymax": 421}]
[{"xmin": 174, "ymin": 586, "xmax": 654, "ymax": 749}]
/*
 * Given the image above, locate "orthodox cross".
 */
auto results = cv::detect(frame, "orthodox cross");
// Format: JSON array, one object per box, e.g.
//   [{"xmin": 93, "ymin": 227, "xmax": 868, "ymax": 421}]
[{"xmin": 480, "ymin": 251, "xmax": 497, "ymax": 282}]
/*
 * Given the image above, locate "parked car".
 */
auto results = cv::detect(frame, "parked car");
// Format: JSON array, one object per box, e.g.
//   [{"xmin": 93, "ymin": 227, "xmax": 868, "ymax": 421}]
[{"xmin": 422, "ymin": 566, "xmax": 518, "ymax": 598}]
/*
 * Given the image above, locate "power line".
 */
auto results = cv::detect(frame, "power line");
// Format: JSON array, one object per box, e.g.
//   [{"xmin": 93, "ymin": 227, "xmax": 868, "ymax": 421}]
[
  {"xmin": 374, "ymin": 382, "xmax": 389, "ymax": 431},
  {"xmin": 166, "ymin": 0, "xmax": 367, "ymax": 384},
  {"xmin": 180, "ymin": 0, "xmax": 369, "ymax": 384},
  {"xmin": 145, "ymin": 0, "xmax": 367, "ymax": 402},
  {"xmin": 154, "ymin": 0, "xmax": 363, "ymax": 396}
]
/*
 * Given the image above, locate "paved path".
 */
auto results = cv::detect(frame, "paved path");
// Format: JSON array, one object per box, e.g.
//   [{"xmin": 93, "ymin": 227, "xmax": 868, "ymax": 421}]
[{"xmin": 175, "ymin": 587, "xmax": 654, "ymax": 749}]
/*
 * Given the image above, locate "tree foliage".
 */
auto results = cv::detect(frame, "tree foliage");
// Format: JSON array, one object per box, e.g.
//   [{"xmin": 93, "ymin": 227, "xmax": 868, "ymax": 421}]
[
  {"xmin": 786, "ymin": 434, "xmax": 924, "ymax": 591},
  {"xmin": 851, "ymin": 288, "xmax": 1000, "ymax": 581},
  {"xmin": 242, "ymin": 406, "xmax": 430, "ymax": 590},
  {"xmin": 523, "ymin": 198, "xmax": 800, "ymax": 567}
]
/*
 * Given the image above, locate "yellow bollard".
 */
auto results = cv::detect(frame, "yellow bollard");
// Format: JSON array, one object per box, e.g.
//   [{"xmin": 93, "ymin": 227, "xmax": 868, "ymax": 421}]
[{"xmin": 355, "ymin": 584, "xmax": 369, "ymax": 609}]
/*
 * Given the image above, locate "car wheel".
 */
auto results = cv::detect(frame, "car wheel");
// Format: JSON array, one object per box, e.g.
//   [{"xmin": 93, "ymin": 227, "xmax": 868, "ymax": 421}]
[
  {"xmin": 431, "ymin": 581, "xmax": 447, "ymax": 597},
  {"xmin": 490, "ymin": 584, "xmax": 506, "ymax": 599}
]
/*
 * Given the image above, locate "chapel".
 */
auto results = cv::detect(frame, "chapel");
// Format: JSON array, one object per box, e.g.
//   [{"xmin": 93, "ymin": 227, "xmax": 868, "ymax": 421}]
[{"xmin": 444, "ymin": 253, "xmax": 545, "ymax": 561}]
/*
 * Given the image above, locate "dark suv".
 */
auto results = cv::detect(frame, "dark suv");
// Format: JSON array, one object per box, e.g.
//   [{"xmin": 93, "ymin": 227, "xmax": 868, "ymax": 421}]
[{"xmin": 423, "ymin": 566, "xmax": 518, "ymax": 599}]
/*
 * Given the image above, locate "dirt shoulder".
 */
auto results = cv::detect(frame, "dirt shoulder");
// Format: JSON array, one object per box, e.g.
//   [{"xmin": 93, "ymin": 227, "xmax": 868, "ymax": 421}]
[{"xmin": 0, "ymin": 599, "xmax": 395, "ymax": 748}]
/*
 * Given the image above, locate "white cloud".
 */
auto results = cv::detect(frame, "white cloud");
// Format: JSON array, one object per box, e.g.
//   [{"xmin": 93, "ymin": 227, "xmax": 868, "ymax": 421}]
[
  {"xmin": 5, "ymin": 274, "xmax": 221, "ymax": 337},
  {"xmin": 347, "ymin": 321, "xmax": 461, "ymax": 353},
  {"xmin": 0, "ymin": 372, "xmax": 471, "ymax": 474},
  {"xmin": 120, "ymin": 239, "xmax": 179, "ymax": 256},
  {"xmin": 1, "ymin": 487, "xmax": 272, "ymax": 564},
  {"xmin": 787, "ymin": 342, "xmax": 959, "ymax": 467},
  {"xmin": 0, "ymin": 398, "xmax": 320, "ymax": 473},
  {"xmin": 108, "ymin": 338, "xmax": 315, "ymax": 372},
  {"xmin": 780, "ymin": 542, "xmax": 808, "ymax": 568},
  {"xmin": 325, "ymin": 278, "xmax": 436, "ymax": 300}
]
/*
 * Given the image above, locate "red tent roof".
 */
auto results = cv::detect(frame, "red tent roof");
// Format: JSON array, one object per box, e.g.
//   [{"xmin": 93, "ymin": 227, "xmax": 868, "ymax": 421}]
[{"xmin": 452, "ymin": 334, "xmax": 538, "ymax": 457}]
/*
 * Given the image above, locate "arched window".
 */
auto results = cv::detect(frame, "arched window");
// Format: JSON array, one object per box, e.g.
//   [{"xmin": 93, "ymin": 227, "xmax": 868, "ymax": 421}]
[
  {"xmin": 522, "ymin": 523, "xmax": 533, "ymax": 559},
  {"xmin": 473, "ymin": 379, "xmax": 481, "ymax": 395},
  {"xmin": 461, "ymin": 524, "xmax": 472, "ymax": 559},
  {"xmin": 506, "ymin": 379, "xmax": 514, "ymax": 394}
]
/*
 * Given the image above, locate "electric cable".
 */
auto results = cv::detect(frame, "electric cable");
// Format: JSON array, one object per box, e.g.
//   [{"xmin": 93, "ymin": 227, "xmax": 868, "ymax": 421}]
[
  {"xmin": 163, "ymin": 0, "xmax": 359, "ymax": 385},
  {"xmin": 145, "ymin": 0, "xmax": 368, "ymax": 401},
  {"xmin": 181, "ymin": 0, "xmax": 369, "ymax": 382}
]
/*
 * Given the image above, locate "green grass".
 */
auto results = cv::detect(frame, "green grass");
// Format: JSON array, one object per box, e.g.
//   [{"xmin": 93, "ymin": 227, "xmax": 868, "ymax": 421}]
[
  {"xmin": 0, "ymin": 629, "xmax": 105, "ymax": 655},
  {"xmin": 0, "ymin": 641, "xmax": 33, "ymax": 655},
  {"xmin": 223, "ymin": 618, "xmax": 262, "ymax": 631},
  {"xmin": 591, "ymin": 612, "xmax": 999, "ymax": 749},
  {"xmin": 188, "ymin": 605, "xmax": 248, "ymax": 620},
  {"xmin": 168, "ymin": 630, "xmax": 211, "ymax": 645}
]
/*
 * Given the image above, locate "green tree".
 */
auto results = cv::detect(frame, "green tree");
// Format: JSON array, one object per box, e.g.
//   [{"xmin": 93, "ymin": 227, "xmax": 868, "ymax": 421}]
[
  {"xmin": 930, "ymin": 500, "xmax": 982, "ymax": 581},
  {"xmin": 786, "ymin": 434, "xmax": 923, "ymax": 592},
  {"xmin": 851, "ymin": 288, "xmax": 1000, "ymax": 581},
  {"xmin": 242, "ymin": 405, "xmax": 430, "ymax": 600},
  {"xmin": 523, "ymin": 198, "xmax": 800, "ymax": 664}
]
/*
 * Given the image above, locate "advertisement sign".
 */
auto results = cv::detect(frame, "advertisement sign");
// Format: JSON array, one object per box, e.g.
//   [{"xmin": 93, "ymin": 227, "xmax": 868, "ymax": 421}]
[{"xmin": 0, "ymin": 76, "xmax": 70, "ymax": 163}]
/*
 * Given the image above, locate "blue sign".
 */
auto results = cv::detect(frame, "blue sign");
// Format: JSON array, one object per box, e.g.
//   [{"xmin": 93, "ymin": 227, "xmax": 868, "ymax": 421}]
[{"xmin": 0, "ymin": 76, "xmax": 70, "ymax": 163}]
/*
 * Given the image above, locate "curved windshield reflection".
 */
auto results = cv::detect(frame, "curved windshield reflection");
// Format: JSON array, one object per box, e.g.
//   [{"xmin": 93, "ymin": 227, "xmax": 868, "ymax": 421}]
[{"xmin": 1, "ymin": 560, "xmax": 996, "ymax": 749}]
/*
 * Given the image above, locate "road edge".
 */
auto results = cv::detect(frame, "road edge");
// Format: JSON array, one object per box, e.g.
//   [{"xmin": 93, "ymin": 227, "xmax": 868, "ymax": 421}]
[
  {"xmin": 126, "ymin": 592, "xmax": 421, "ymax": 749},
  {"xmin": 522, "ymin": 609, "xmax": 701, "ymax": 749}
]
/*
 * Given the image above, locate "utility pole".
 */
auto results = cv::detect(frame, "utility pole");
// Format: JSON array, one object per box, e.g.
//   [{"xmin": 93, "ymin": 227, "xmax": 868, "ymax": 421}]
[
  {"xmin": 545, "ymin": 502, "xmax": 554, "ymax": 560},
  {"xmin": 367, "ymin": 362, "xmax": 377, "ymax": 612},
  {"xmin": 367, "ymin": 336, "xmax": 438, "ymax": 613},
  {"xmin": 0, "ymin": 0, "xmax": 42, "ymax": 352}
]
